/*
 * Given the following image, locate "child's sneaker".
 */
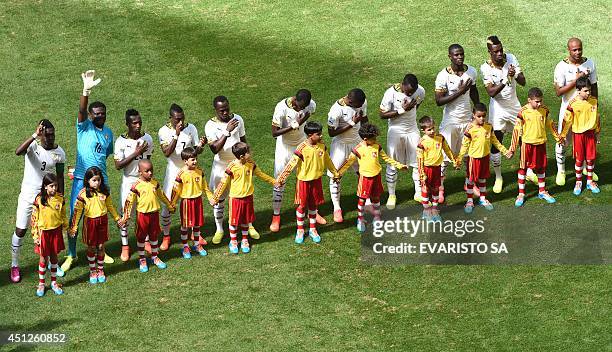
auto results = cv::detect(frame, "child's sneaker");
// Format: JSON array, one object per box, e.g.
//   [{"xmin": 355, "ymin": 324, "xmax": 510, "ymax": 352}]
[
  {"xmin": 573, "ymin": 182, "xmax": 583, "ymax": 195},
  {"xmin": 514, "ymin": 194, "xmax": 525, "ymax": 207},
  {"xmin": 421, "ymin": 208, "xmax": 432, "ymax": 220},
  {"xmin": 479, "ymin": 199, "xmax": 494, "ymax": 211},
  {"xmin": 308, "ymin": 229, "xmax": 321, "ymax": 243},
  {"xmin": 97, "ymin": 270, "xmax": 106, "ymax": 283},
  {"xmin": 295, "ymin": 229, "xmax": 305, "ymax": 244},
  {"xmin": 193, "ymin": 244, "xmax": 208, "ymax": 257},
  {"xmin": 538, "ymin": 191, "xmax": 556, "ymax": 203},
  {"xmin": 229, "ymin": 240, "xmax": 239, "ymax": 254},
  {"xmin": 182, "ymin": 245, "xmax": 192, "ymax": 259},
  {"xmin": 55, "ymin": 265, "xmax": 65, "ymax": 278},
  {"xmin": 464, "ymin": 201, "xmax": 475, "ymax": 214},
  {"xmin": 241, "ymin": 239, "xmax": 251, "ymax": 254},
  {"xmin": 586, "ymin": 182, "xmax": 601, "ymax": 194},
  {"xmin": 431, "ymin": 209, "xmax": 442, "ymax": 222},
  {"xmin": 153, "ymin": 257, "xmax": 167, "ymax": 269},
  {"xmin": 50, "ymin": 282, "xmax": 63, "ymax": 295},
  {"xmin": 139, "ymin": 258, "xmax": 149, "ymax": 273},
  {"xmin": 89, "ymin": 271, "xmax": 97, "ymax": 284},
  {"xmin": 356, "ymin": 220, "xmax": 366, "ymax": 233},
  {"xmin": 36, "ymin": 284, "xmax": 45, "ymax": 297}
]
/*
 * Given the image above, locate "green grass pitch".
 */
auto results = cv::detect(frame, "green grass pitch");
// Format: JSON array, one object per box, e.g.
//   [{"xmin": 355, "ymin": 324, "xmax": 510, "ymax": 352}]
[{"xmin": 0, "ymin": 1, "xmax": 610, "ymax": 351}]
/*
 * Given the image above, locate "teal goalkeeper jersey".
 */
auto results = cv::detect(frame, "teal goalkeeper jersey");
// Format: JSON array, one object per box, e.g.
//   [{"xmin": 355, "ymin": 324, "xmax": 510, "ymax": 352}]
[{"xmin": 74, "ymin": 117, "xmax": 113, "ymax": 183}]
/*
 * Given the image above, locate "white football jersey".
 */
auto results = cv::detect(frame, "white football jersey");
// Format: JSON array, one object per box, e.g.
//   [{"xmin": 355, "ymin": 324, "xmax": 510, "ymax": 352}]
[
  {"xmin": 158, "ymin": 123, "xmax": 200, "ymax": 173},
  {"xmin": 114, "ymin": 133, "xmax": 154, "ymax": 178},
  {"xmin": 480, "ymin": 53, "xmax": 522, "ymax": 120},
  {"xmin": 554, "ymin": 57, "xmax": 597, "ymax": 119},
  {"xmin": 379, "ymin": 84, "xmax": 425, "ymax": 133},
  {"xmin": 327, "ymin": 98, "xmax": 367, "ymax": 144},
  {"xmin": 204, "ymin": 113, "xmax": 246, "ymax": 163},
  {"xmin": 20, "ymin": 141, "xmax": 66, "ymax": 195},
  {"xmin": 272, "ymin": 97, "xmax": 317, "ymax": 146},
  {"xmin": 435, "ymin": 65, "xmax": 478, "ymax": 125}
]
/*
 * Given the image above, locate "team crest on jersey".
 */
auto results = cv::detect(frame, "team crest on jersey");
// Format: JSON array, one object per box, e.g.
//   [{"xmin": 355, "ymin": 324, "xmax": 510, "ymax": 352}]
[
  {"xmin": 195, "ymin": 177, "xmax": 200, "ymax": 182},
  {"xmin": 318, "ymin": 150, "xmax": 324, "ymax": 157},
  {"xmin": 246, "ymin": 170, "xmax": 251, "ymax": 176},
  {"xmin": 591, "ymin": 106, "xmax": 596, "ymax": 112},
  {"xmin": 55, "ymin": 204, "xmax": 60, "ymax": 210},
  {"xmin": 372, "ymin": 151, "xmax": 378, "ymax": 158},
  {"xmin": 435, "ymin": 142, "xmax": 441, "ymax": 149},
  {"xmin": 99, "ymin": 195, "xmax": 106, "ymax": 201}
]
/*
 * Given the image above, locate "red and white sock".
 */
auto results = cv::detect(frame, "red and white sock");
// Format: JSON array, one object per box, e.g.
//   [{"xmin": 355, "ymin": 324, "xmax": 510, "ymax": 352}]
[
  {"xmin": 150, "ymin": 239, "xmax": 159, "ymax": 259},
  {"xmin": 49, "ymin": 258, "xmax": 58, "ymax": 283},
  {"xmin": 537, "ymin": 173, "xmax": 546, "ymax": 193},
  {"xmin": 137, "ymin": 241, "xmax": 145, "ymax": 259},
  {"xmin": 357, "ymin": 198, "xmax": 366, "ymax": 223},
  {"xmin": 465, "ymin": 178, "xmax": 474, "ymax": 201},
  {"xmin": 97, "ymin": 252, "xmax": 104, "ymax": 271},
  {"xmin": 229, "ymin": 224, "xmax": 238, "ymax": 241},
  {"xmin": 296, "ymin": 207, "xmax": 305, "ymax": 231},
  {"xmin": 478, "ymin": 179, "xmax": 487, "ymax": 202},
  {"xmin": 87, "ymin": 249, "xmax": 96, "ymax": 274},
  {"xmin": 421, "ymin": 189, "xmax": 430, "ymax": 208},
  {"xmin": 586, "ymin": 160, "xmax": 594, "ymax": 184},
  {"xmin": 192, "ymin": 227, "xmax": 201, "ymax": 245},
  {"xmin": 518, "ymin": 169, "xmax": 526, "ymax": 195},
  {"xmin": 180, "ymin": 227, "xmax": 189, "ymax": 246},
  {"xmin": 241, "ymin": 225, "xmax": 249, "ymax": 241},
  {"xmin": 575, "ymin": 161, "xmax": 583, "ymax": 183},
  {"xmin": 38, "ymin": 260, "xmax": 46, "ymax": 285},
  {"xmin": 308, "ymin": 209, "xmax": 317, "ymax": 230}
]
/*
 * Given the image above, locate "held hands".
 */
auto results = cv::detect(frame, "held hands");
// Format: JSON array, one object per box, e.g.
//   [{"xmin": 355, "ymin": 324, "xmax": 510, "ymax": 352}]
[
  {"xmin": 34, "ymin": 238, "xmax": 40, "ymax": 246},
  {"xmin": 68, "ymin": 229, "xmax": 77, "ymax": 238},
  {"xmin": 81, "ymin": 70, "xmax": 101, "ymax": 96},
  {"xmin": 168, "ymin": 205, "xmax": 176, "ymax": 213},
  {"xmin": 504, "ymin": 151, "xmax": 513, "ymax": 159}
]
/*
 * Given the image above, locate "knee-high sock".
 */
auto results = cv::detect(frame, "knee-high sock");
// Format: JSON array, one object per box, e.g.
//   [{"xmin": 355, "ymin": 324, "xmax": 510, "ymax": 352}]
[
  {"xmin": 11, "ymin": 232, "xmax": 24, "ymax": 267},
  {"xmin": 555, "ymin": 142, "xmax": 566, "ymax": 172},
  {"xmin": 330, "ymin": 179, "xmax": 341, "ymax": 211},
  {"xmin": 372, "ymin": 202, "xmax": 381, "ymax": 220},
  {"xmin": 161, "ymin": 206, "xmax": 171, "ymax": 237},
  {"xmin": 575, "ymin": 160, "xmax": 583, "ymax": 184},
  {"xmin": 87, "ymin": 249, "xmax": 96, "ymax": 273},
  {"xmin": 412, "ymin": 168, "xmax": 421, "ymax": 196},
  {"xmin": 386, "ymin": 165, "xmax": 398, "ymax": 196},
  {"xmin": 357, "ymin": 198, "xmax": 366, "ymax": 223},
  {"xmin": 241, "ymin": 225, "xmax": 249, "ymax": 241},
  {"xmin": 465, "ymin": 178, "xmax": 474, "ymax": 201},
  {"xmin": 38, "ymin": 260, "xmax": 46, "ymax": 285},
  {"xmin": 192, "ymin": 227, "xmax": 200, "ymax": 245},
  {"xmin": 213, "ymin": 200, "xmax": 225, "ymax": 233},
  {"xmin": 272, "ymin": 184, "xmax": 285, "ymax": 216},
  {"xmin": 180, "ymin": 227, "xmax": 189, "ymax": 246},
  {"xmin": 120, "ymin": 225, "xmax": 129, "ymax": 246},
  {"xmin": 518, "ymin": 169, "xmax": 526, "ymax": 195},
  {"xmin": 421, "ymin": 186, "xmax": 430, "ymax": 209},
  {"xmin": 586, "ymin": 160, "xmax": 594, "ymax": 184},
  {"xmin": 137, "ymin": 241, "xmax": 145, "ymax": 259},
  {"xmin": 49, "ymin": 258, "xmax": 58, "ymax": 283},
  {"xmin": 308, "ymin": 209, "xmax": 317, "ymax": 230},
  {"xmin": 537, "ymin": 173, "xmax": 546, "ymax": 193},
  {"xmin": 296, "ymin": 207, "xmax": 305, "ymax": 231},
  {"xmin": 229, "ymin": 224, "xmax": 238, "ymax": 242},
  {"xmin": 150, "ymin": 239, "xmax": 159, "ymax": 258},
  {"xmin": 478, "ymin": 179, "xmax": 487, "ymax": 201},
  {"xmin": 97, "ymin": 252, "xmax": 104, "ymax": 271}
]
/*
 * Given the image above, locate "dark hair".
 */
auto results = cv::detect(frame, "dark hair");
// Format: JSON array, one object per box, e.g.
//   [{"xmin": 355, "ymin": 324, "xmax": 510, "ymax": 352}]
[
  {"xmin": 402, "ymin": 74, "xmax": 418, "ymax": 89},
  {"xmin": 358, "ymin": 123, "xmax": 379, "ymax": 140},
  {"xmin": 181, "ymin": 146, "xmax": 198, "ymax": 161},
  {"xmin": 448, "ymin": 43, "xmax": 463, "ymax": 54},
  {"xmin": 304, "ymin": 121, "xmax": 322, "ymax": 136},
  {"xmin": 39, "ymin": 173, "xmax": 58, "ymax": 207},
  {"xmin": 295, "ymin": 89, "xmax": 312, "ymax": 105},
  {"xmin": 418, "ymin": 116, "xmax": 435, "ymax": 130},
  {"xmin": 125, "ymin": 108, "xmax": 139, "ymax": 124},
  {"xmin": 39, "ymin": 119, "xmax": 54, "ymax": 131},
  {"xmin": 213, "ymin": 95, "xmax": 229, "ymax": 107},
  {"xmin": 169, "ymin": 103, "xmax": 183, "ymax": 116},
  {"xmin": 575, "ymin": 76, "xmax": 591, "ymax": 91},
  {"xmin": 486, "ymin": 35, "xmax": 502, "ymax": 50},
  {"xmin": 232, "ymin": 142, "xmax": 250, "ymax": 159},
  {"xmin": 473, "ymin": 102, "xmax": 487, "ymax": 113},
  {"xmin": 528, "ymin": 87, "xmax": 543, "ymax": 98},
  {"xmin": 88, "ymin": 101, "xmax": 106, "ymax": 113},
  {"xmin": 84, "ymin": 166, "xmax": 109, "ymax": 198},
  {"xmin": 348, "ymin": 88, "xmax": 366, "ymax": 105}
]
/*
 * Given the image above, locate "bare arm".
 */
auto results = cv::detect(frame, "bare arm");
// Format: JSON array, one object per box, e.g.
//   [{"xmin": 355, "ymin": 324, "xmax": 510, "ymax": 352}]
[
  {"xmin": 16, "ymin": 123, "xmax": 43, "ymax": 155},
  {"xmin": 516, "ymin": 72, "xmax": 526, "ymax": 86},
  {"xmin": 435, "ymin": 79, "xmax": 472, "ymax": 106},
  {"xmin": 114, "ymin": 142, "xmax": 149, "ymax": 170},
  {"xmin": 469, "ymin": 84, "xmax": 480, "ymax": 104}
]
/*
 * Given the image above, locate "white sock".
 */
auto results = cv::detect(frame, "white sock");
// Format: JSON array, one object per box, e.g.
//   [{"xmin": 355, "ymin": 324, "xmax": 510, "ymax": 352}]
[
  {"xmin": 555, "ymin": 142, "xmax": 565, "ymax": 173},
  {"xmin": 161, "ymin": 206, "xmax": 171, "ymax": 236},
  {"xmin": 213, "ymin": 200, "xmax": 225, "ymax": 233},
  {"xmin": 11, "ymin": 233, "xmax": 24, "ymax": 267},
  {"xmin": 386, "ymin": 165, "xmax": 397, "ymax": 196},
  {"xmin": 272, "ymin": 185, "xmax": 284, "ymax": 216},
  {"xmin": 491, "ymin": 152, "xmax": 502, "ymax": 179},
  {"xmin": 120, "ymin": 226, "xmax": 129, "ymax": 246},
  {"xmin": 330, "ymin": 179, "xmax": 341, "ymax": 211}
]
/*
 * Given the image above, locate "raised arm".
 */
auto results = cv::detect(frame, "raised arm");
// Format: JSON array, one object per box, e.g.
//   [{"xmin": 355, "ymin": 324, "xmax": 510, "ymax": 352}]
[{"xmin": 79, "ymin": 70, "xmax": 101, "ymax": 123}]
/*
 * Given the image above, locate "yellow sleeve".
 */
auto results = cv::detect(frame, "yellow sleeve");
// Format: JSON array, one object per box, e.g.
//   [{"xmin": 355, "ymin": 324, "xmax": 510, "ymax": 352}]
[
  {"xmin": 546, "ymin": 117, "xmax": 561, "ymax": 142},
  {"xmin": 416, "ymin": 147, "xmax": 426, "ymax": 181},
  {"xmin": 156, "ymin": 186, "xmax": 173, "ymax": 209},
  {"xmin": 490, "ymin": 133, "xmax": 508, "ymax": 154},
  {"xmin": 213, "ymin": 174, "xmax": 230, "ymax": 203},
  {"xmin": 324, "ymin": 150, "xmax": 339, "ymax": 178},
  {"xmin": 337, "ymin": 153, "xmax": 357, "ymax": 177},
  {"xmin": 122, "ymin": 191, "xmax": 136, "ymax": 221},
  {"xmin": 70, "ymin": 198, "xmax": 84, "ymax": 233},
  {"xmin": 442, "ymin": 137, "xmax": 457, "ymax": 164},
  {"xmin": 560, "ymin": 108, "xmax": 573, "ymax": 137},
  {"xmin": 61, "ymin": 199, "xmax": 68, "ymax": 230},
  {"xmin": 380, "ymin": 149, "xmax": 406, "ymax": 170},
  {"xmin": 31, "ymin": 201, "xmax": 40, "ymax": 240},
  {"xmin": 170, "ymin": 179, "xmax": 183, "ymax": 206},
  {"xmin": 276, "ymin": 155, "xmax": 300, "ymax": 184},
  {"xmin": 202, "ymin": 176, "xmax": 215, "ymax": 204},
  {"xmin": 457, "ymin": 135, "xmax": 470, "ymax": 162},
  {"xmin": 509, "ymin": 118, "xmax": 522, "ymax": 153},
  {"xmin": 254, "ymin": 166, "xmax": 276, "ymax": 185},
  {"xmin": 105, "ymin": 195, "xmax": 120, "ymax": 221}
]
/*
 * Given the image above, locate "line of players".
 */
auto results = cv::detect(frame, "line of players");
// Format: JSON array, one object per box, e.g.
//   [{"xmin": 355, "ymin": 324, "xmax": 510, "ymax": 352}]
[{"xmin": 9, "ymin": 35, "xmax": 600, "ymax": 286}]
